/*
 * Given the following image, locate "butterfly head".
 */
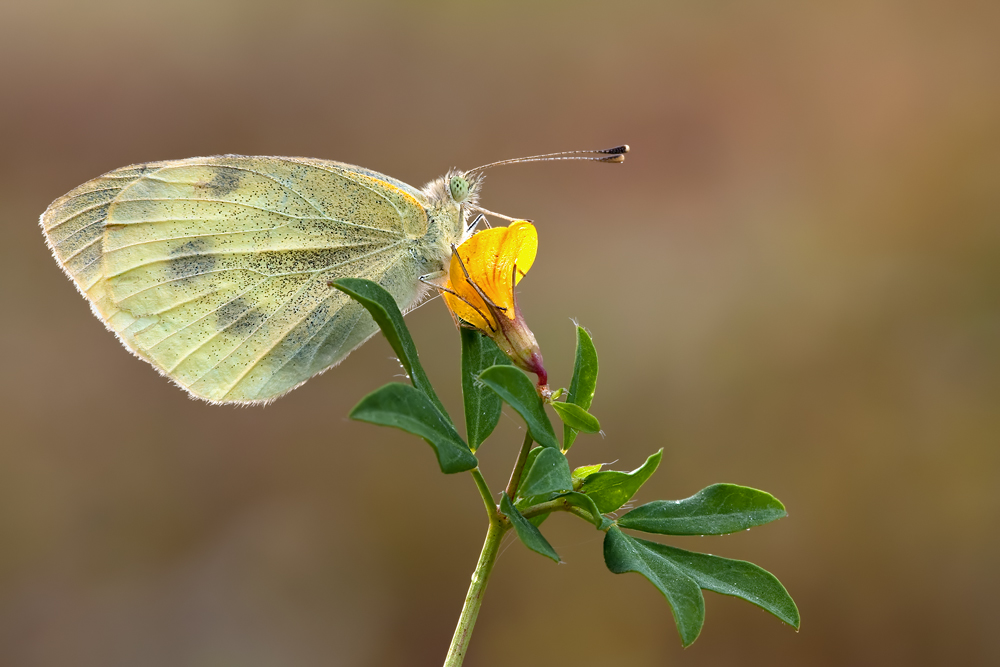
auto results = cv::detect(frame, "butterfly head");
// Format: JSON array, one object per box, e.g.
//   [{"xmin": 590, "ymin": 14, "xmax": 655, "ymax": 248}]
[
  {"xmin": 419, "ymin": 145, "xmax": 629, "ymax": 269},
  {"xmin": 423, "ymin": 169, "xmax": 482, "ymax": 207}
]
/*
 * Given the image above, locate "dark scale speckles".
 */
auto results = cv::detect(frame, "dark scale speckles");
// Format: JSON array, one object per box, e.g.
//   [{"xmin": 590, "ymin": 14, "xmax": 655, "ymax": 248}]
[
  {"xmin": 216, "ymin": 297, "xmax": 267, "ymax": 337},
  {"xmin": 301, "ymin": 299, "xmax": 331, "ymax": 338},
  {"xmin": 203, "ymin": 168, "xmax": 242, "ymax": 197},
  {"xmin": 273, "ymin": 299, "xmax": 343, "ymax": 378},
  {"xmin": 65, "ymin": 187, "xmax": 119, "ymax": 211},
  {"xmin": 59, "ymin": 204, "xmax": 107, "ymax": 248},
  {"xmin": 216, "ymin": 297, "xmax": 250, "ymax": 329},
  {"xmin": 248, "ymin": 247, "xmax": 375, "ymax": 275},
  {"xmin": 269, "ymin": 294, "xmax": 334, "ymax": 361},
  {"xmin": 167, "ymin": 239, "xmax": 217, "ymax": 280}
]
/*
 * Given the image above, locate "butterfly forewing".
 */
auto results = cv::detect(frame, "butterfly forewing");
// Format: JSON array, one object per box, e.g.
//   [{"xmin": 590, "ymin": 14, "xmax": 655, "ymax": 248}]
[{"xmin": 42, "ymin": 155, "xmax": 433, "ymax": 403}]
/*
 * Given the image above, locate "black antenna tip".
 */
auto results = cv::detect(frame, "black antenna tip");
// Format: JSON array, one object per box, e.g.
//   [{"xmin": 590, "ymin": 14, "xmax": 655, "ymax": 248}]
[
  {"xmin": 598, "ymin": 154, "xmax": 626, "ymax": 163},
  {"xmin": 598, "ymin": 145, "xmax": 630, "ymax": 155}
]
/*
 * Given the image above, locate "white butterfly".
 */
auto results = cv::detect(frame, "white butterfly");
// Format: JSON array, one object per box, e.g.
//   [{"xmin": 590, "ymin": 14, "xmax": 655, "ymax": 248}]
[{"xmin": 41, "ymin": 148, "xmax": 626, "ymax": 404}]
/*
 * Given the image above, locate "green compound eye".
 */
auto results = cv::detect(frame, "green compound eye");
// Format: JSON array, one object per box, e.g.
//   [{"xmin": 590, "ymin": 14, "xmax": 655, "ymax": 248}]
[{"xmin": 449, "ymin": 175, "xmax": 470, "ymax": 202}]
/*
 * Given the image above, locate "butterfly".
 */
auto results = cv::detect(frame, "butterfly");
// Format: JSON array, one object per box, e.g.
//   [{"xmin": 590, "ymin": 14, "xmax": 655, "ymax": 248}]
[{"xmin": 40, "ymin": 148, "xmax": 627, "ymax": 404}]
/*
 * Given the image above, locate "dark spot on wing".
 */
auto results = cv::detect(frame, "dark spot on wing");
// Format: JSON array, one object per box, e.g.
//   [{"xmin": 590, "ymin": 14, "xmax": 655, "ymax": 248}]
[
  {"xmin": 203, "ymin": 168, "xmax": 242, "ymax": 197},
  {"xmin": 216, "ymin": 297, "xmax": 250, "ymax": 329},
  {"xmin": 279, "ymin": 298, "xmax": 350, "ymax": 372},
  {"xmin": 269, "ymin": 292, "xmax": 332, "ymax": 352},
  {"xmin": 167, "ymin": 239, "xmax": 217, "ymax": 280},
  {"xmin": 301, "ymin": 299, "xmax": 331, "ymax": 338},
  {"xmin": 216, "ymin": 296, "xmax": 267, "ymax": 337}
]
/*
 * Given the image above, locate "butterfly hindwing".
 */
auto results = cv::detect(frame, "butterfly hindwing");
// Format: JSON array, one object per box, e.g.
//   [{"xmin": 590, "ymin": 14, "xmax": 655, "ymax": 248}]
[{"xmin": 42, "ymin": 155, "xmax": 431, "ymax": 403}]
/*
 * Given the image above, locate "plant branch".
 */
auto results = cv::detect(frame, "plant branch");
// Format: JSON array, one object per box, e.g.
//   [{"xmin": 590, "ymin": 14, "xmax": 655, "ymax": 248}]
[
  {"xmin": 566, "ymin": 504, "xmax": 608, "ymax": 528},
  {"xmin": 445, "ymin": 428, "xmax": 548, "ymax": 665},
  {"xmin": 519, "ymin": 497, "xmax": 569, "ymax": 519},
  {"xmin": 469, "ymin": 467, "xmax": 497, "ymax": 521},
  {"xmin": 443, "ymin": 515, "xmax": 506, "ymax": 666},
  {"xmin": 518, "ymin": 497, "xmax": 607, "ymax": 524},
  {"xmin": 504, "ymin": 431, "xmax": 534, "ymax": 499}
]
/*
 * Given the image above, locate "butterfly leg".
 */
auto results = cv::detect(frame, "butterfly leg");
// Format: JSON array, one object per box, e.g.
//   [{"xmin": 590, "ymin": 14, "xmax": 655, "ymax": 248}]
[
  {"xmin": 418, "ymin": 270, "xmax": 497, "ymax": 333},
  {"xmin": 418, "ymin": 270, "xmax": 448, "ymax": 285},
  {"xmin": 465, "ymin": 213, "xmax": 490, "ymax": 234}
]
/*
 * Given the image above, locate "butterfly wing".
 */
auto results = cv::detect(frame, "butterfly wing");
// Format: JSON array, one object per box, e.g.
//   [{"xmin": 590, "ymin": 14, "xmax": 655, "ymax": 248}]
[{"xmin": 41, "ymin": 155, "xmax": 432, "ymax": 403}]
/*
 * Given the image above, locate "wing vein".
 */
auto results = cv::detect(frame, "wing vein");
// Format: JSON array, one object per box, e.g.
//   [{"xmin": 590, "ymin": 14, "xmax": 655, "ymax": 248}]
[
  {"xmin": 114, "ymin": 196, "xmax": 320, "ymax": 223},
  {"xmin": 147, "ymin": 241, "xmax": 404, "ymax": 367},
  {"xmin": 308, "ymin": 165, "xmax": 408, "ymax": 221},
  {"xmin": 59, "ymin": 233, "xmax": 103, "ymax": 262},
  {"xmin": 106, "ymin": 239, "xmax": 407, "ymax": 280},
  {"xmin": 146, "ymin": 163, "xmax": 339, "ymax": 223},
  {"xmin": 215, "ymin": 238, "xmax": 410, "ymax": 397},
  {"xmin": 46, "ymin": 200, "xmax": 110, "ymax": 233},
  {"xmin": 187, "ymin": 274, "xmax": 323, "ymax": 385},
  {"xmin": 255, "ymin": 238, "xmax": 414, "ymax": 386},
  {"xmin": 219, "ymin": 274, "xmax": 343, "ymax": 398},
  {"xmin": 109, "ymin": 233, "xmax": 390, "ymax": 253},
  {"xmin": 154, "ymin": 277, "xmax": 272, "ymax": 361}
]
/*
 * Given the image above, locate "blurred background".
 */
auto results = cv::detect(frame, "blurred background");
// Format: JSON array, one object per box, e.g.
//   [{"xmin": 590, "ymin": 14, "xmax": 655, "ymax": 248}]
[{"xmin": 1, "ymin": 1, "xmax": 998, "ymax": 665}]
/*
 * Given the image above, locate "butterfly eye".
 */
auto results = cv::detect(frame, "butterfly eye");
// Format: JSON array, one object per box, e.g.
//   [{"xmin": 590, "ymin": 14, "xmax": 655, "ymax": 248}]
[{"xmin": 449, "ymin": 175, "xmax": 470, "ymax": 202}]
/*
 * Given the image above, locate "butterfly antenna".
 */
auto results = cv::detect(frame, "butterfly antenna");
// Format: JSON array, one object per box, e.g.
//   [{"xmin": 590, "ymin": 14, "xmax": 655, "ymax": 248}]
[{"xmin": 466, "ymin": 145, "xmax": 630, "ymax": 175}]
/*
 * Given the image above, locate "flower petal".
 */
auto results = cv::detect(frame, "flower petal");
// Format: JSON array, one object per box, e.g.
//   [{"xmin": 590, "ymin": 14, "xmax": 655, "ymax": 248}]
[{"xmin": 444, "ymin": 221, "xmax": 537, "ymax": 331}]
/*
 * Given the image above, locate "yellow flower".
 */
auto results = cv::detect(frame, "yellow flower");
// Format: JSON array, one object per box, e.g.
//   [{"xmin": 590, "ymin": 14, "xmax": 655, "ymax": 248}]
[{"xmin": 443, "ymin": 221, "xmax": 548, "ymax": 388}]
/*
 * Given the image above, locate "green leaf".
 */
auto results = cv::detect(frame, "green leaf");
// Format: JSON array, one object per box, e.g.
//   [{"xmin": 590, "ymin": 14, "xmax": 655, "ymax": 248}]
[
  {"xmin": 349, "ymin": 383, "xmax": 477, "ymax": 474},
  {"xmin": 478, "ymin": 365, "xmax": 559, "ymax": 449},
  {"xmin": 460, "ymin": 329, "xmax": 512, "ymax": 450},
  {"xmin": 580, "ymin": 449, "xmax": 662, "ymax": 513},
  {"xmin": 618, "ymin": 484, "xmax": 787, "ymax": 535},
  {"xmin": 564, "ymin": 326, "xmax": 598, "ymax": 450},
  {"xmin": 515, "ymin": 447, "xmax": 553, "ymax": 525},
  {"xmin": 521, "ymin": 448, "xmax": 573, "ymax": 497},
  {"xmin": 501, "ymin": 494, "xmax": 560, "ymax": 562},
  {"xmin": 332, "ymin": 278, "xmax": 450, "ymax": 421},
  {"xmin": 572, "ymin": 463, "xmax": 603, "ymax": 480},
  {"xmin": 522, "ymin": 446, "xmax": 543, "ymax": 483},
  {"xmin": 551, "ymin": 402, "xmax": 601, "ymax": 434},
  {"xmin": 631, "ymin": 540, "xmax": 800, "ymax": 629},
  {"xmin": 604, "ymin": 526, "xmax": 704, "ymax": 646}
]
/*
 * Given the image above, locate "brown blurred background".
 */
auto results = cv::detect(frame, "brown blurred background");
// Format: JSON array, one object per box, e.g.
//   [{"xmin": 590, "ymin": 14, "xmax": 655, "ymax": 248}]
[{"xmin": 2, "ymin": 1, "xmax": 998, "ymax": 665}]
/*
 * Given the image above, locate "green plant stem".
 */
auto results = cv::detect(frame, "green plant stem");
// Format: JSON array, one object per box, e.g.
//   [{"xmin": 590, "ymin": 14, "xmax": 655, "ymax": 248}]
[
  {"xmin": 446, "ymin": 431, "xmax": 547, "ymax": 666},
  {"xmin": 444, "ymin": 508, "xmax": 506, "ymax": 666},
  {"xmin": 520, "ymin": 497, "xmax": 568, "ymax": 519},
  {"xmin": 518, "ymin": 497, "xmax": 608, "ymax": 527},
  {"xmin": 566, "ymin": 504, "xmax": 607, "ymax": 527},
  {"xmin": 470, "ymin": 467, "xmax": 495, "ymax": 519},
  {"xmin": 504, "ymin": 432, "xmax": 534, "ymax": 499}
]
